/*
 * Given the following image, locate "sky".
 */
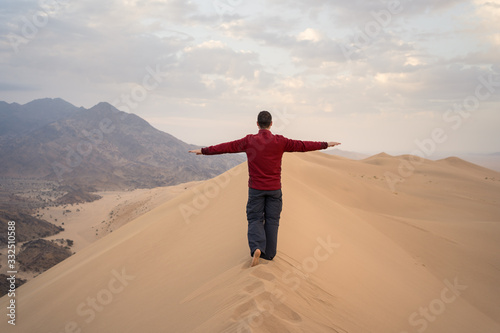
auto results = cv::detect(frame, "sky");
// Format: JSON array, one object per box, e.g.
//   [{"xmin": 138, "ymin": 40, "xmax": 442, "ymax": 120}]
[{"xmin": 0, "ymin": 0, "xmax": 499, "ymax": 155}]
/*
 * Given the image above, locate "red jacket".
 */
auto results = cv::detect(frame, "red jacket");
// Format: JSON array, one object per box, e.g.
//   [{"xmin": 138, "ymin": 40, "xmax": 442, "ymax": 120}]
[{"xmin": 201, "ymin": 129, "xmax": 328, "ymax": 190}]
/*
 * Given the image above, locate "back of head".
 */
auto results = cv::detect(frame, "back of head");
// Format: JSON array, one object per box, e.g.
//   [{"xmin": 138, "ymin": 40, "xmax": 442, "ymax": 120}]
[{"xmin": 258, "ymin": 111, "xmax": 272, "ymax": 129}]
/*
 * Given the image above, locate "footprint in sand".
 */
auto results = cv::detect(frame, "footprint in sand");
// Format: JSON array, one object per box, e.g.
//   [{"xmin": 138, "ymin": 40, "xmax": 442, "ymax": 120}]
[
  {"xmin": 250, "ymin": 268, "xmax": 276, "ymax": 281},
  {"xmin": 254, "ymin": 291, "xmax": 302, "ymax": 323},
  {"xmin": 227, "ymin": 313, "xmax": 296, "ymax": 333},
  {"xmin": 232, "ymin": 269, "xmax": 303, "ymax": 331},
  {"xmin": 231, "ymin": 299, "xmax": 259, "ymax": 321},
  {"xmin": 230, "ymin": 262, "xmax": 307, "ymax": 333},
  {"xmin": 244, "ymin": 280, "xmax": 266, "ymax": 294}
]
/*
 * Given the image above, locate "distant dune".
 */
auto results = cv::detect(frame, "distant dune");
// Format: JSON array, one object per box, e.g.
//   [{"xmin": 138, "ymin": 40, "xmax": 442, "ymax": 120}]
[
  {"xmin": 1, "ymin": 152, "xmax": 499, "ymax": 332},
  {"xmin": 323, "ymin": 148, "xmax": 370, "ymax": 160},
  {"xmin": 455, "ymin": 153, "xmax": 500, "ymax": 172},
  {"xmin": 325, "ymin": 150, "xmax": 500, "ymax": 172}
]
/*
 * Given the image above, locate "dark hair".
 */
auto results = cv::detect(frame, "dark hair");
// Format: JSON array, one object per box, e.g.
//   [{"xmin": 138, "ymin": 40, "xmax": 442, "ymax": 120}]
[{"xmin": 257, "ymin": 111, "xmax": 272, "ymax": 129}]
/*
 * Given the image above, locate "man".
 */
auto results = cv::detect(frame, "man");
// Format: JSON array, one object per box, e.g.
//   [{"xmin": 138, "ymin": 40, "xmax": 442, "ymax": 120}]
[{"xmin": 189, "ymin": 111, "xmax": 340, "ymax": 266}]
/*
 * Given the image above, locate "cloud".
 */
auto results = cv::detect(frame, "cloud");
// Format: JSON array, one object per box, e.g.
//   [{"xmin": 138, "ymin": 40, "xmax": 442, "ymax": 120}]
[
  {"xmin": 472, "ymin": 1, "xmax": 500, "ymax": 45},
  {"xmin": 297, "ymin": 28, "xmax": 324, "ymax": 42},
  {"xmin": 181, "ymin": 40, "xmax": 258, "ymax": 79},
  {"xmin": 0, "ymin": 0, "xmax": 498, "ymax": 152},
  {"xmin": 0, "ymin": 81, "xmax": 36, "ymax": 91}
]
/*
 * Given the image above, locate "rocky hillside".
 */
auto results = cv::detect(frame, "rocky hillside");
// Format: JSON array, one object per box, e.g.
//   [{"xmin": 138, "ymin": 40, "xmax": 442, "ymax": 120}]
[
  {"xmin": 17, "ymin": 239, "xmax": 72, "ymax": 273},
  {"xmin": 0, "ymin": 98, "xmax": 79, "ymax": 137},
  {"xmin": 0, "ymin": 274, "xmax": 26, "ymax": 297},
  {"xmin": 0, "ymin": 99, "xmax": 244, "ymax": 190},
  {"xmin": 0, "ymin": 210, "xmax": 63, "ymax": 246}
]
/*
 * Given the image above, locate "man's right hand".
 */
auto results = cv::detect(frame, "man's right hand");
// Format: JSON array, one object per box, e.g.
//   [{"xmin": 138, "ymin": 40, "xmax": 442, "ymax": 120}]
[{"xmin": 189, "ymin": 149, "xmax": 203, "ymax": 155}]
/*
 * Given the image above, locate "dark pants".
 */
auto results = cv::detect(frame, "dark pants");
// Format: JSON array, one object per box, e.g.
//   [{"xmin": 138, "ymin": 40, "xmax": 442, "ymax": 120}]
[{"xmin": 246, "ymin": 187, "xmax": 283, "ymax": 260}]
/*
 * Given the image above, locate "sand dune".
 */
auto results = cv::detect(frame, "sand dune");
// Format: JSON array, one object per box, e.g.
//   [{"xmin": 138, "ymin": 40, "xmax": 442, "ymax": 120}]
[
  {"xmin": 37, "ymin": 181, "xmax": 202, "ymax": 252},
  {"xmin": 1, "ymin": 152, "xmax": 499, "ymax": 332}
]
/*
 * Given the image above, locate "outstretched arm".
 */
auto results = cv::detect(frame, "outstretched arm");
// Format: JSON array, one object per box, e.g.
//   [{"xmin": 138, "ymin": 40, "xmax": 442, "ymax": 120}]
[
  {"xmin": 283, "ymin": 139, "xmax": 341, "ymax": 152},
  {"xmin": 188, "ymin": 137, "xmax": 247, "ymax": 155}
]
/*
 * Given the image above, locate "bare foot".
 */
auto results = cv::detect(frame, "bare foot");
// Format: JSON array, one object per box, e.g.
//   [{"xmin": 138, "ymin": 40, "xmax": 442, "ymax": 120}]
[{"xmin": 251, "ymin": 249, "xmax": 261, "ymax": 267}]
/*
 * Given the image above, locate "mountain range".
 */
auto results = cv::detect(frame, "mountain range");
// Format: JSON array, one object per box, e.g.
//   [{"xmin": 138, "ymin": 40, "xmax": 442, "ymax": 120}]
[{"xmin": 0, "ymin": 98, "xmax": 244, "ymax": 190}]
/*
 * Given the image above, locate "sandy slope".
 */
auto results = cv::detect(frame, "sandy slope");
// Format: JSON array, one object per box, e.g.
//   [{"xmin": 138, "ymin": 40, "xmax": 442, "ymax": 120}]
[
  {"xmin": 1, "ymin": 182, "xmax": 201, "ymax": 282},
  {"xmin": 37, "ymin": 181, "xmax": 202, "ymax": 252},
  {"xmin": 1, "ymin": 152, "xmax": 499, "ymax": 333}
]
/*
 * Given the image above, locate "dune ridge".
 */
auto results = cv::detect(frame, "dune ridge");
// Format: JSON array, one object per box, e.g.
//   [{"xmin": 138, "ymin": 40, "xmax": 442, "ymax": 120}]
[{"xmin": 1, "ymin": 152, "xmax": 499, "ymax": 332}]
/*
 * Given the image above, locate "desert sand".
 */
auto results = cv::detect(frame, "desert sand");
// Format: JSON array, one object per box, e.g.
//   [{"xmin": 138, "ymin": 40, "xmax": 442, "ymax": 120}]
[
  {"xmin": 37, "ymin": 181, "xmax": 202, "ymax": 252},
  {"xmin": 0, "ymin": 181, "xmax": 202, "ymax": 282},
  {"xmin": 1, "ymin": 152, "xmax": 499, "ymax": 332}
]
